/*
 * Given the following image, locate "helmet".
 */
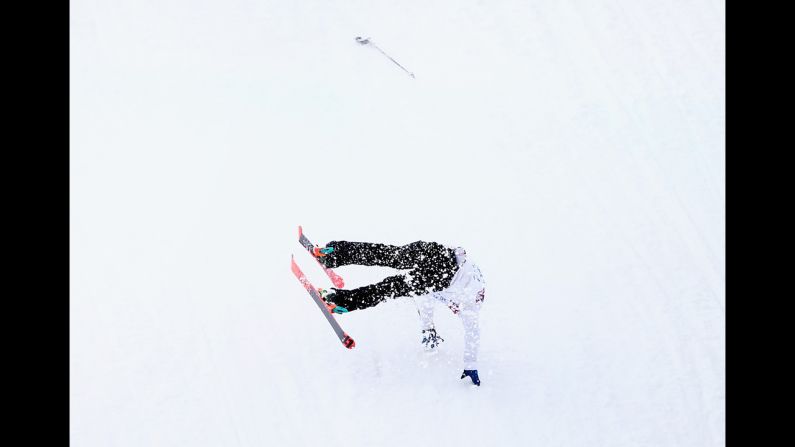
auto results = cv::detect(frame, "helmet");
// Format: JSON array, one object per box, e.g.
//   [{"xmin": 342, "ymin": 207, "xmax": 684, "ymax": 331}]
[{"xmin": 454, "ymin": 247, "xmax": 467, "ymax": 266}]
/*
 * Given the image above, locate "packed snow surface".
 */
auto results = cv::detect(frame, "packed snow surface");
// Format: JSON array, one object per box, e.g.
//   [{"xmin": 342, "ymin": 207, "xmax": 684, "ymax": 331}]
[{"xmin": 71, "ymin": 0, "xmax": 725, "ymax": 445}]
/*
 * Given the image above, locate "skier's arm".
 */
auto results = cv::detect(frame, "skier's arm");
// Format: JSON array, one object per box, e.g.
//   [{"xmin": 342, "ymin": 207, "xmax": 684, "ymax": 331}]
[
  {"xmin": 416, "ymin": 294, "xmax": 436, "ymax": 331},
  {"xmin": 459, "ymin": 304, "xmax": 481, "ymax": 370}
]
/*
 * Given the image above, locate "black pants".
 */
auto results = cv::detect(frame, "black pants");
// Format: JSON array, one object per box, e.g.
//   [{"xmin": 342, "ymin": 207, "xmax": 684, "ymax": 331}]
[{"xmin": 321, "ymin": 241, "xmax": 459, "ymax": 312}]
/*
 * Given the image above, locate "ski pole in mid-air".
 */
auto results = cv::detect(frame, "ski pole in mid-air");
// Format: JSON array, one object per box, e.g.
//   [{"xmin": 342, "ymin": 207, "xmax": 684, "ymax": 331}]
[{"xmin": 355, "ymin": 36, "xmax": 415, "ymax": 79}]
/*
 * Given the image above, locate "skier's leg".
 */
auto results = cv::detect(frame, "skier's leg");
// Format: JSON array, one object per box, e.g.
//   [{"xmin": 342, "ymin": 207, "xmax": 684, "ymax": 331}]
[
  {"xmin": 396, "ymin": 241, "xmax": 452, "ymax": 268},
  {"xmin": 325, "ymin": 267, "xmax": 437, "ymax": 312},
  {"xmin": 319, "ymin": 241, "xmax": 403, "ymax": 268},
  {"xmin": 325, "ymin": 274, "xmax": 414, "ymax": 311},
  {"xmin": 321, "ymin": 240, "xmax": 453, "ymax": 270}
]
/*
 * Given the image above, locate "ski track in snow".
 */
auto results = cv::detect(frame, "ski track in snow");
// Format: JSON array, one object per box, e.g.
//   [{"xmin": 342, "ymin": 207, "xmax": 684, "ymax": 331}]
[{"xmin": 71, "ymin": 0, "xmax": 724, "ymax": 445}]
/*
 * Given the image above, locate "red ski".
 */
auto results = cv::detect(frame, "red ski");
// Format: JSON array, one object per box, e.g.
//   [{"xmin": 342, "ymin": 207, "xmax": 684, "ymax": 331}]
[
  {"xmin": 291, "ymin": 255, "xmax": 355, "ymax": 349},
  {"xmin": 298, "ymin": 225, "xmax": 345, "ymax": 288}
]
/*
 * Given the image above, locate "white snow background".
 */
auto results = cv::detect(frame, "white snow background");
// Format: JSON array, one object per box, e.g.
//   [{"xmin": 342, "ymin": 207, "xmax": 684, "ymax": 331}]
[{"xmin": 70, "ymin": 0, "xmax": 725, "ymax": 446}]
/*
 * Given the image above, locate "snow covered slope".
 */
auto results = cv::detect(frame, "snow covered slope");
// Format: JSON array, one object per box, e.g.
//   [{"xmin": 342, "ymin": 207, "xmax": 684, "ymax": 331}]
[{"xmin": 70, "ymin": 1, "xmax": 724, "ymax": 445}]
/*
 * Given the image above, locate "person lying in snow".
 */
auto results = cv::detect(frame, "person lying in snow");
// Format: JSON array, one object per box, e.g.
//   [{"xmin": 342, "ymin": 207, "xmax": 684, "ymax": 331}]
[{"xmin": 312, "ymin": 240, "xmax": 486, "ymax": 386}]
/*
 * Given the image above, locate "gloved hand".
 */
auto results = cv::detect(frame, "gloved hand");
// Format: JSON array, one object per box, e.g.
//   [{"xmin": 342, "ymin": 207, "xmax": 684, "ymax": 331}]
[
  {"xmin": 461, "ymin": 369, "xmax": 481, "ymax": 386},
  {"xmin": 421, "ymin": 328, "xmax": 444, "ymax": 350}
]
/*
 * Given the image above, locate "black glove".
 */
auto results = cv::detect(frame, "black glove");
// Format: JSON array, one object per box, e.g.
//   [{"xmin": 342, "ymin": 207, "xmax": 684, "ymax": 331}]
[
  {"xmin": 421, "ymin": 328, "xmax": 444, "ymax": 349},
  {"xmin": 461, "ymin": 369, "xmax": 481, "ymax": 386}
]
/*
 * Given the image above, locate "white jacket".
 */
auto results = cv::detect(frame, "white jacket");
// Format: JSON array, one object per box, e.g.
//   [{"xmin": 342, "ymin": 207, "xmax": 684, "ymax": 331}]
[{"xmin": 416, "ymin": 258, "xmax": 485, "ymax": 370}]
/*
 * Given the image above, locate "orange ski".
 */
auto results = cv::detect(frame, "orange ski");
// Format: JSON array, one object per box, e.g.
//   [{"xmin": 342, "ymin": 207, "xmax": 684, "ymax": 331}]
[
  {"xmin": 298, "ymin": 226, "xmax": 345, "ymax": 288},
  {"xmin": 291, "ymin": 255, "xmax": 355, "ymax": 349}
]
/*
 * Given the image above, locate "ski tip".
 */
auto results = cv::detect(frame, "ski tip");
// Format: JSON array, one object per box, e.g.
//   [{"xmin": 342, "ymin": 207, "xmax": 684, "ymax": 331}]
[
  {"xmin": 298, "ymin": 225, "xmax": 303, "ymax": 238},
  {"xmin": 342, "ymin": 335, "xmax": 355, "ymax": 349}
]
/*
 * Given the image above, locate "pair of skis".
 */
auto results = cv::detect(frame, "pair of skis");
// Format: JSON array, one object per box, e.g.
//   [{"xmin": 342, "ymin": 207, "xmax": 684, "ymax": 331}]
[{"xmin": 291, "ymin": 226, "xmax": 355, "ymax": 349}]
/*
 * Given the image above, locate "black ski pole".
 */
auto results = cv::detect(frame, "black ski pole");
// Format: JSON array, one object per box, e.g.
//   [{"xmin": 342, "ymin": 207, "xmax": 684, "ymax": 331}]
[{"xmin": 355, "ymin": 36, "xmax": 415, "ymax": 79}]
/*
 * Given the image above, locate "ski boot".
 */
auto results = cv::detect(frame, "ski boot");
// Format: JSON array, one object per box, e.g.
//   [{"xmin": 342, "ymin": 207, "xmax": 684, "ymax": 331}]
[
  {"xmin": 318, "ymin": 288, "xmax": 348, "ymax": 314},
  {"xmin": 421, "ymin": 327, "xmax": 444, "ymax": 350},
  {"xmin": 312, "ymin": 246, "xmax": 334, "ymax": 258},
  {"xmin": 312, "ymin": 245, "xmax": 336, "ymax": 268},
  {"xmin": 460, "ymin": 369, "xmax": 481, "ymax": 386}
]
